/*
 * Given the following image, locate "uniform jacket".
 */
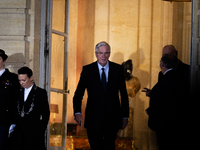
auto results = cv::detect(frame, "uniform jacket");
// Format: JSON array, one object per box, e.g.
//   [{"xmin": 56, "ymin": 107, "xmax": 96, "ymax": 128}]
[
  {"xmin": 73, "ymin": 61, "xmax": 129, "ymax": 130},
  {"xmin": 0, "ymin": 69, "xmax": 20, "ymax": 126},
  {"xmin": 13, "ymin": 84, "xmax": 50, "ymax": 150}
]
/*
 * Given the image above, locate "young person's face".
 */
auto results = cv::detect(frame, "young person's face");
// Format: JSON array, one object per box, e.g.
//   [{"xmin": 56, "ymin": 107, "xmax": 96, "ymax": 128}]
[{"xmin": 18, "ymin": 74, "xmax": 33, "ymax": 89}]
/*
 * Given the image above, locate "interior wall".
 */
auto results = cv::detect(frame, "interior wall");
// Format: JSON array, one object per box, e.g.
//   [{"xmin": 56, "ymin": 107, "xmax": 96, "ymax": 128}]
[
  {"xmin": 67, "ymin": 0, "xmax": 78, "ymax": 123},
  {"xmin": 172, "ymin": 2, "xmax": 191, "ymax": 64},
  {"xmin": 68, "ymin": 0, "xmax": 191, "ymax": 149},
  {"xmin": 0, "ymin": 0, "xmax": 41, "ymax": 85}
]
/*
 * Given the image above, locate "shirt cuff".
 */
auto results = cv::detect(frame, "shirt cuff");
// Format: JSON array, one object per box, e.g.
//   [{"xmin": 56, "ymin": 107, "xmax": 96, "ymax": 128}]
[{"xmin": 75, "ymin": 112, "xmax": 81, "ymax": 115}]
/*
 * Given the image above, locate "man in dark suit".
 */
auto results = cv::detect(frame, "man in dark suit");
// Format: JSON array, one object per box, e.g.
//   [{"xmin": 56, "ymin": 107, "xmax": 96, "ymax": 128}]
[
  {"xmin": 9, "ymin": 67, "xmax": 50, "ymax": 150},
  {"xmin": 73, "ymin": 41, "xmax": 129, "ymax": 150},
  {"xmin": 143, "ymin": 45, "xmax": 190, "ymax": 98},
  {"xmin": 145, "ymin": 54, "xmax": 183, "ymax": 150},
  {"xmin": 158, "ymin": 45, "xmax": 190, "ymax": 84},
  {"xmin": 0, "ymin": 49, "xmax": 20, "ymax": 150}
]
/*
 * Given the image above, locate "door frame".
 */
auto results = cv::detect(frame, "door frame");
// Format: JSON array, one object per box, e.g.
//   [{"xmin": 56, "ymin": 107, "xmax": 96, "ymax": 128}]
[
  {"xmin": 39, "ymin": 0, "xmax": 70, "ymax": 150},
  {"xmin": 190, "ymin": 0, "xmax": 200, "ymax": 98}
]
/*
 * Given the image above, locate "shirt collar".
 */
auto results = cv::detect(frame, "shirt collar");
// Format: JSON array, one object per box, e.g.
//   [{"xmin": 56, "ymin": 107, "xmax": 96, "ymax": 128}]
[
  {"xmin": 25, "ymin": 84, "xmax": 34, "ymax": 92},
  {"xmin": 164, "ymin": 68, "xmax": 173, "ymax": 75},
  {"xmin": 0, "ymin": 69, "xmax": 6, "ymax": 76},
  {"xmin": 97, "ymin": 61, "xmax": 109, "ymax": 70}
]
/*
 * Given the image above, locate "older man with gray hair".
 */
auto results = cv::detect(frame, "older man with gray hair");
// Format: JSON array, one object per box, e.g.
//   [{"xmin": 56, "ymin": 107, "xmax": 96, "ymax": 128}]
[{"xmin": 73, "ymin": 41, "xmax": 129, "ymax": 150}]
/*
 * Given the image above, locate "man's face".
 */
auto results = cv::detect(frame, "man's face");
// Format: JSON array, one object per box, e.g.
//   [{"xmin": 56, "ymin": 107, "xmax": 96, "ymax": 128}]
[
  {"xmin": 95, "ymin": 45, "xmax": 110, "ymax": 67},
  {"xmin": 0, "ymin": 56, "xmax": 5, "ymax": 70}
]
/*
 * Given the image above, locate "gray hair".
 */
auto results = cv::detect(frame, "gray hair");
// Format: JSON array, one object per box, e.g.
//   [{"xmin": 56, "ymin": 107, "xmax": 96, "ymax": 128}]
[{"xmin": 95, "ymin": 41, "xmax": 111, "ymax": 52}]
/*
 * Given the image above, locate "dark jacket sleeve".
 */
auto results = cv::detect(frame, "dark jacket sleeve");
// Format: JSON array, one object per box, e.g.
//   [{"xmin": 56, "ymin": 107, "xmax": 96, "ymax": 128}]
[
  {"xmin": 73, "ymin": 66, "xmax": 87, "ymax": 115},
  {"xmin": 40, "ymin": 89, "xmax": 50, "ymax": 131},
  {"xmin": 8, "ymin": 73, "xmax": 20, "ymax": 125}
]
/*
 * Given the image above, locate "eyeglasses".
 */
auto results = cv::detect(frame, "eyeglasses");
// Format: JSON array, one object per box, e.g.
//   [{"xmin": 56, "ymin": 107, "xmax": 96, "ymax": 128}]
[{"xmin": 96, "ymin": 52, "xmax": 110, "ymax": 55}]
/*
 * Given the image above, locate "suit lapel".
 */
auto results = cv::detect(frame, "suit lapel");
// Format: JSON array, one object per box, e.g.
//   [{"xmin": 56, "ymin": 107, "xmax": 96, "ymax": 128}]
[
  {"xmin": 108, "ymin": 61, "xmax": 113, "ymax": 82},
  {"xmin": 18, "ymin": 88, "xmax": 25, "ymax": 106},
  {"xmin": 106, "ymin": 61, "xmax": 116, "ymax": 93},
  {"xmin": 93, "ymin": 61, "xmax": 101, "ymax": 82}
]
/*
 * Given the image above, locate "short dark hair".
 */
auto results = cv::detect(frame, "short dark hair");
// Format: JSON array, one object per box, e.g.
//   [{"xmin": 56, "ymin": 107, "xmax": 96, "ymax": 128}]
[
  {"xmin": 18, "ymin": 67, "xmax": 33, "ymax": 78},
  {"xmin": 161, "ymin": 54, "xmax": 178, "ymax": 69}
]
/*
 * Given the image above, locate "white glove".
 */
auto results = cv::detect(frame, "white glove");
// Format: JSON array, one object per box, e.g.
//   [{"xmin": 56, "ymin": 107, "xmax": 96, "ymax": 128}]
[{"xmin": 8, "ymin": 124, "xmax": 16, "ymax": 137}]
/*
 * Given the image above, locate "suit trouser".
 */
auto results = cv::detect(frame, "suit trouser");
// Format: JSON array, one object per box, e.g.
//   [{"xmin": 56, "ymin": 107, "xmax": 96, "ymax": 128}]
[{"xmin": 87, "ymin": 126, "xmax": 118, "ymax": 150}]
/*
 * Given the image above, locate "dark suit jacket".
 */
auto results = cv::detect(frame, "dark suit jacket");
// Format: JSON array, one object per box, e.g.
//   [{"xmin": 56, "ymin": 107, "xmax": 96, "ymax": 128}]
[
  {"xmin": 158, "ymin": 60, "xmax": 190, "ymax": 84},
  {"xmin": 147, "ymin": 70, "xmax": 181, "ymax": 132},
  {"xmin": 158, "ymin": 60, "xmax": 190, "ymax": 114},
  {"xmin": 0, "ymin": 69, "xmax": 20, "ymax": 127},
  {"xmin": 73, "ymin": 61, "xmax": 129, "ymax": 130},
  {"xmin": 13, "ymin": 84, "xmax": 50, "ymax": 150}
]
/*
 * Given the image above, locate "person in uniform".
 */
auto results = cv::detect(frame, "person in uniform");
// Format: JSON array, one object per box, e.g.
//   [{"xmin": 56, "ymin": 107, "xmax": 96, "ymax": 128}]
[
  {"xmin": 0, "ymin": 49, "xmax": 20, "ymax": 150},
  {"xmin": 9, "ymin": 67, "xmax": 50, "ymax": 150}
]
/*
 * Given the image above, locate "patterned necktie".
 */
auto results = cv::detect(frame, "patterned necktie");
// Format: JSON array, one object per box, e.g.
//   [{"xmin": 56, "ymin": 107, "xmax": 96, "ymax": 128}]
[{"xmin": 101, "ymin": 68, "xmax": 106, "ymax": 93}]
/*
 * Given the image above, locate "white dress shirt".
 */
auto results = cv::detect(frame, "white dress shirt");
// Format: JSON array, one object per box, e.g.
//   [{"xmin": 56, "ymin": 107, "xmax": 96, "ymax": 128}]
[
  {"xmin": 24, "ymin": 84, "xmax": 34, "ymax": 102},
  {"xmin": 164, "ymin": 68, "xmax": 173, "ymax": 75},
  {"xmin": 0, "ymin": 68, "xmax": 5, "ymax": 76}
]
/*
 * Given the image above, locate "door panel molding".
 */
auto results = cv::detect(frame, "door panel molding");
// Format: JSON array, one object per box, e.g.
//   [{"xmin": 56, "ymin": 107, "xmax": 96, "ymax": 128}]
[{"xmin": 191, "ymin": 0, "xmax": 200, "ymax": 98}]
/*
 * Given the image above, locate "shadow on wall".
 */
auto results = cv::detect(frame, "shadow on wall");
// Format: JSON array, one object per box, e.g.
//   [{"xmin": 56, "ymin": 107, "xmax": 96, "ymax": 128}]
[
  {"xmin": 112, "ymin": 49, "xmax": 157, "ymax": 150},
  {"xmin": 129, "ymin": 49, "xmax": 157, "ymax": 150},
  {"xmin": 5, "ymin": 53, "xmax": 29, "ymax": 74}
]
